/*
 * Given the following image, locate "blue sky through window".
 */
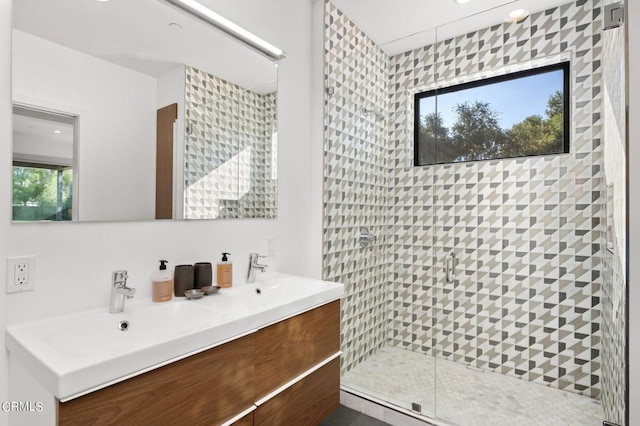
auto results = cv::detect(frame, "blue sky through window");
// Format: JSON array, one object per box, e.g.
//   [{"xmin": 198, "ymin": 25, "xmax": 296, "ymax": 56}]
[{"xmin": 419, "ymin": 70, "xmax": 564, "ymax": 130}]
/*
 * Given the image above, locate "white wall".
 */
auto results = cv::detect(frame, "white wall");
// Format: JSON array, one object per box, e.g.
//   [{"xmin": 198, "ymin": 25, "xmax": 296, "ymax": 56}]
[
  {"xmin": 0, "ymin": 0, "xmax": 317, "ymax": 424},
  {"xmin": 627, "ymin": 1, "xmax": 639, "ymax": 424},
  {"xmin": 12, "ymin": 30, "xmax": 157, "ymax": 222},
  {"xmin": 0, "ymin": 0, "xmax": 10, "ymax": 422}
]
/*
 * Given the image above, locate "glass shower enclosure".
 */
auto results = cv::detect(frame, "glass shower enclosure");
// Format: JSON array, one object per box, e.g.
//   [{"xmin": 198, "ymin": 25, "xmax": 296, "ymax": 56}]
[{"xmin": 324, "ymin": 0, "xmax": 627, "ymax": 424}]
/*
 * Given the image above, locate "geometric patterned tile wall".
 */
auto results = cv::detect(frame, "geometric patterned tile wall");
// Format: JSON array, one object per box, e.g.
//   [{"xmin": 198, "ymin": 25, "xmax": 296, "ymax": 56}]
[
  {"xmin": 324, "ymin": 0, "xmax": 608, "ymax": 399},
  {"xmin": 184, "ymin": 65, "xmax": 277, "ymax": 219},
  {"xmin": 390, "ymin": 0, "xmax": 604, "ymax": 399},
  {"xmin": 600, "ymin": 0, "xmax": 627, "ymax": 420},
  {"xmin": 323, "ymin": 1, "xmax": 392, "ymax": 374}
]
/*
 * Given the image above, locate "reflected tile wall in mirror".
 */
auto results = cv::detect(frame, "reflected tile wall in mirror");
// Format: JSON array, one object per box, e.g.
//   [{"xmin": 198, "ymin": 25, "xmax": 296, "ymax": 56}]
[{"xmin": 184, "ymin": 66, "xmax": 277, "ymax": 219}]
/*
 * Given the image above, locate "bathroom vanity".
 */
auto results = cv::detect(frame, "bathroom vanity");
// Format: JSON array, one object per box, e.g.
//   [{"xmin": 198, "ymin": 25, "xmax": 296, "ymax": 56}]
[{"xmin": 6, "ymin": 274, "xmax": 343, "ymax": 425}]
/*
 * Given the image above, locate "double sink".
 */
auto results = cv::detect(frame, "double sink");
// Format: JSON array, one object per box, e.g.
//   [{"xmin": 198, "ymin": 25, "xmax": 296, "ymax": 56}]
[{"xmin": 6, "ymin": 273, "xmax": 344, "ymax": 401}]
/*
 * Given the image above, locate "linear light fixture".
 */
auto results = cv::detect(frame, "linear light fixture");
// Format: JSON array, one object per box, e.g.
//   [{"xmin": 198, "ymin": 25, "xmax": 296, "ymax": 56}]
[{"xmin": 159, "ymin": 0, "xmax": 286, "ymax": 61}]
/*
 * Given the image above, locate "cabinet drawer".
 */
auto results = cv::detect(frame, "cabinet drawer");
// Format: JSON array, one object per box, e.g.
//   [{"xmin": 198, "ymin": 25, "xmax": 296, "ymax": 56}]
[
  {"xmin": 254, "ymin": 358, "xmax": 340, "ymax": 426},
  {"xmin": 58, "ymin": 334, "xmax": 255, "ymax": 426},
  {"xmin": 254, "ymin": 300, "xmax": 340, "ymax": 400},
  {"xmin": 231, "ymin": 411, "xmax": 253, "ymax": 426}
]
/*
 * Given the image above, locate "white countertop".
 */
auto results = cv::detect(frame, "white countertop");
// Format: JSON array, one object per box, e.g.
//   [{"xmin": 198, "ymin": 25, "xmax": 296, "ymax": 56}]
[{"xmin": 5, "ymin": 273, "xmax": 344, "ymax": 401}]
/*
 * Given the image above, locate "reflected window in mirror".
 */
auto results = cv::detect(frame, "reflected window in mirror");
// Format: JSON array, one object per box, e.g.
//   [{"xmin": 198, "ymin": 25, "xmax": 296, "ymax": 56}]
[{"xmin": 12, "ymin": 105, "xmax": 77, "ymax": 222}]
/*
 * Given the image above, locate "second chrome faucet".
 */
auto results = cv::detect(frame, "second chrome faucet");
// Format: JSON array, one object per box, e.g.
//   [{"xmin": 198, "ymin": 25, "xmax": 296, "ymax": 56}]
[{"xmin": 246, "ymin": 253, "xmax": 268, "ymax": 283}]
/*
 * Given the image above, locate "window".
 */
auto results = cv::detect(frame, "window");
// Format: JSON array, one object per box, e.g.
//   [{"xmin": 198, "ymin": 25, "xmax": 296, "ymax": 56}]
[
  {"xmin": 414, "ymin": 62, "xmax": 570, "ymax": 166},
  {"xmin": 12, "ymin": 105, "xmax": 76, "ymax": 221},
  {"xmin": 12, "ymin": 164, "xmax": 73, "ymax": 221}
]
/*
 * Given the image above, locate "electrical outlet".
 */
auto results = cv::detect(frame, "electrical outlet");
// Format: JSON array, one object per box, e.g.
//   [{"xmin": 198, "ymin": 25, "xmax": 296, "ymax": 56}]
[
  {"xmin": 15, "ymin": 263, "xmax": 28, "ymax": 285},
  {"xmin": 6, "ymin": 256, "xmax": 35, "ymax": 293},
  {"xmin": 266, "ymin": 237, "xmax": 276, "ymax": 257}
]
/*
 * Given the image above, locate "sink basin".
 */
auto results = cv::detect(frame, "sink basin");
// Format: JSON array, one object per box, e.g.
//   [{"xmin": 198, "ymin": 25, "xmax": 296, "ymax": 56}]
[
  {"xmin": 5, "ymin": 299, "xmax": 235, "ymax": 400},
  {"xmin": 6, "ymin": 273, "xmax": 344, "ymax": 401},
  {"xmin": 226, "ymin": 276, "xmax": 334, "ymax": 306},
  {"xmin": 43, "ymin": 302, "xmax": 224, "ymax": 359},
  {"xmin": 197, "ymin": 274, "xmax": 344, "ymax": 327}
]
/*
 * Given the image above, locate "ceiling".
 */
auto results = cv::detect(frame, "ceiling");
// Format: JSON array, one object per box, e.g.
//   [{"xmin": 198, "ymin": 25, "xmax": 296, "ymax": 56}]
[
  {"xmin": 12, "ymin": 0, "xmax": 277, "ymax": 92},
  {"xmin": 13, "ymin": 115, "xmax": 74, "ymax": 147},
  {"xmin": 13, "ymin": 112, "xmax": 75, "ymax": 165},
  {"xmin": 331, "ymin": 0, "xmax": 575, "ymax": 55},
  {"xmin": 12, "ymin": 0, "xmax": 575, "ymax": 86}
]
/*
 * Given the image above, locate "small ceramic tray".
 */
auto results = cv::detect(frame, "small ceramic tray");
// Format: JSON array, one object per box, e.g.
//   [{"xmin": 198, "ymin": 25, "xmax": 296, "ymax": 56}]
[
  {"xmin": 201, "ymin": 285, "xmax": 221, "ymax": 295},
  {"xmin": 184, "ymin": 289, "xmax": 204, "ymax": 299}
]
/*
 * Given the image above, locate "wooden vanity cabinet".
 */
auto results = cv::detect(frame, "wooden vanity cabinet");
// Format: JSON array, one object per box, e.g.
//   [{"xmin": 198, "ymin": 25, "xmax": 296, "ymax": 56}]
[
  {"xmin": 57, "ymin": 301, "xmax": 340, "ymax": 426},
  {"xmin": 254, "ymin": 358, "xmax": 340, "ymax": 426},
  {"xmin": 58, "ymin": 334, "xmax": 256, "ymax": 425},
  {"xmin": 255, "ymin": 300, "xmax": 340, "ymax": 400},
  {"xmin": 232, "ymin": 412, "xmax": 254, "ymax": 426}
]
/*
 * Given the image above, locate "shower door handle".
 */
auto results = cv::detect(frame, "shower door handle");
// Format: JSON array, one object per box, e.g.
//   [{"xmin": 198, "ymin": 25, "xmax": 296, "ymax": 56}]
[{"xmin": 444, "ymin": 251, "xmax": 456, "ymax": 284}]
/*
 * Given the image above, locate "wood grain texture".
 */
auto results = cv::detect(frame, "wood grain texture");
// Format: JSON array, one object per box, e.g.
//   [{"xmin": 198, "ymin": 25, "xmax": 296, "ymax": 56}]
[
  {"xmin": 58, "ymin": 334, "xmax": 255, "ymax": 426},
  {"xmin": 254, "ymin": 358, "xmax": 340, "ymax": 426},
  {"xmin": 155, "ymin": 103, "xmax": 177, "ymax": 220},
  {"xmin": 254, "ymin": 300, "xmax": 340, "ymax": 400},
  {"xmin": 231, "ymin": 411, "xmax": 254, "ymax": 426}
]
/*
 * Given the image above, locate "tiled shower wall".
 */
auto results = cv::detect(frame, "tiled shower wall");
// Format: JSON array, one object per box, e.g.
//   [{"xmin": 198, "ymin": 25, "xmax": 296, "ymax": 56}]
[
  {"xmin": 323, "ymin": 2, "xmax": 391, "ymax": 373},
  {"xmin": 184, "ymin": 66, "xmax": 277, "ymax": 219},
  {"xmin": 600, "ymin": 0, "xmax": 626, "ymax": 421},
  {"xmin": 324, "ymin": 0, "xmax": 608, "ymax": 398},
  {"xmin": 388, "ymin": 0, "xmax": 605, "ymax": 398}
]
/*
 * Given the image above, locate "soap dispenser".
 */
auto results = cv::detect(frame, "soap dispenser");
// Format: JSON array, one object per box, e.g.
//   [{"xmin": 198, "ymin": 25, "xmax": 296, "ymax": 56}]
[
  {"xmin": 217, "ymin": 253, "xmax": 233, "ymax": 288},
  {"xmin": 152, "ymin": 260, "xmax": 173, "ymax": 302}
]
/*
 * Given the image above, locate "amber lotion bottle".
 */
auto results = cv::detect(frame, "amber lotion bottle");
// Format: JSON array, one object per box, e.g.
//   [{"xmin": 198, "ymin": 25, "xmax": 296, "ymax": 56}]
[
  {"xmin": 217, "ymin": 253, "xmax": 233, "ymax": 288},
  {"xmin": 152, "ymin": 260, "xmax": 173, "ymax": 302}
]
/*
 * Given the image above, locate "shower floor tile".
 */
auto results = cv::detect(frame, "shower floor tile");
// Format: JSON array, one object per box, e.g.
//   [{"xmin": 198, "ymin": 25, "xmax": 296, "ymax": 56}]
[{"xmin": 341, "ymin": 346, "xmax": 603, "ymax": 426}]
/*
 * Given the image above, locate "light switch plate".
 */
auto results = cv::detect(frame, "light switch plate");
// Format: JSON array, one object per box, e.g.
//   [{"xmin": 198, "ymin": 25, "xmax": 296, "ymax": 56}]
[{"xmin": 266, "ymin": 237, "xmax": 276, "ymax": 257}]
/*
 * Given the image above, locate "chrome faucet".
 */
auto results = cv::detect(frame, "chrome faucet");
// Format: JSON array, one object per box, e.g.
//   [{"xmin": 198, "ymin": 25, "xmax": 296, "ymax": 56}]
[
  {"xmin": 109, "ymin": 270, "xmax": 136, "ymax": 313},
  {"xmin": 247, "ymin": 253, "xmax": 268, "ymax": 283}
]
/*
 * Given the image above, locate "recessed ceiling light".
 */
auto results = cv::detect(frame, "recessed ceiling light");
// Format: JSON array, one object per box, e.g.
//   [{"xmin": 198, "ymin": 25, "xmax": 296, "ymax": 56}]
[
  {"xmin": 53, "ymin": 130, "xmax": 62, "ymax": 134},
  {"xmin": 505, "ymin": 9, "xmax": 530, "ymax": 23},
  {"xmin": 169, "ymin": 22, "xmax": 183, "ymax": 30},
  {"xmin": 96, "ymin": 0, "xmax": 110, "ymax": 2},
  {"xmin": 454, "ymin": 0, "xmax": 471, "ymax": 3},
  {"xmin": 159, "ymin": 0, "xmax": 286, "ymax": 61}
]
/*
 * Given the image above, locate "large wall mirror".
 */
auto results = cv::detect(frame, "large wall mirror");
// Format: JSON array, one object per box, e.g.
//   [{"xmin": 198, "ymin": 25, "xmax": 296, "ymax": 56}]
[{"xmin": 11, "ymin": 0, "xmax": 280, "ymax": 222}]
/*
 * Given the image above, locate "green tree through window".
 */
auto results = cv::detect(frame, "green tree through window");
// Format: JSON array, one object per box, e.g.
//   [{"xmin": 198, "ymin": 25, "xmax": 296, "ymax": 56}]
[
  {"xmin": 415, "ymin": 63, "xmax": 569, "ymax": 165},
  {"xmin": 12, "ymin": 166, "xmax": 73, "ymax": 221}
]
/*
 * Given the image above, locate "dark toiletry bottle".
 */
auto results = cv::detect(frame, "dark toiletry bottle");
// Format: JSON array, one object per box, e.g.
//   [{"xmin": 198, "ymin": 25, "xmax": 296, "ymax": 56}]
[{"xmin": 174, "ymin": 264, "xmax": 195, "ymax": 297}]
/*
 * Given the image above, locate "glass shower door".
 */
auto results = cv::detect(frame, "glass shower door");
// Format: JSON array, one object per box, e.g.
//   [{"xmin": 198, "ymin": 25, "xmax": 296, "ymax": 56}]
[
  {"xmin": 430, "ymin": 1, "xmax": 626, "ymax": 424},
  {"xmin": 323, "ymin": 0, "xmax": 439, "ymax": 414},
  {"xmin": 324, "ymin": 40, "xmax": 419, "ymax": 406}
]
